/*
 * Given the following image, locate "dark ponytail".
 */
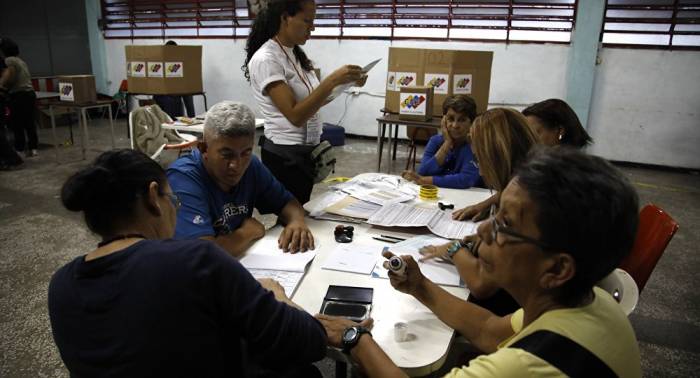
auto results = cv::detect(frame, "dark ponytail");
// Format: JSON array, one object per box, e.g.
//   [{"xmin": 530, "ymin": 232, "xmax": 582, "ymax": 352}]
[
  {"xmin": 61, "ymin": 149, "xmax": 167, "ymax": 236},
  {"xmin": 243, "ymin": 0, "xmax": 314, "ymax": 82}
]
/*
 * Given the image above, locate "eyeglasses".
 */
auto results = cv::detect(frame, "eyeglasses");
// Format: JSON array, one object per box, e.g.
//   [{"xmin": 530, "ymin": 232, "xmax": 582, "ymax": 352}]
[
  {"xmin": 488, "ymin": 204, "xmax": 551, "ymax": 250},
  {"xmin": 164, "ymin": 192, "xmax": 181, "ymax": 209}
]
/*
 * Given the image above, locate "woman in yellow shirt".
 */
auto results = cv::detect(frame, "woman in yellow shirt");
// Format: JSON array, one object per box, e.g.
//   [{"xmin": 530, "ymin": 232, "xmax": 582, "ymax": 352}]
[{"xmin": 316, "ymin": 147, "xmax": 642, "ymax": 377}]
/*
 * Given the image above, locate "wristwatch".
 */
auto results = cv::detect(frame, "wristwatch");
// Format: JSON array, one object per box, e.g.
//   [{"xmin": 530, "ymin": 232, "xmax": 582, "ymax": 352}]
[
  {"xmin": 446, "ymin": 240, "xmax": 462, "ymax": 258},
  {"xmin": 341, "ymin": 326, "xmax": 372, "ymax": 353}
]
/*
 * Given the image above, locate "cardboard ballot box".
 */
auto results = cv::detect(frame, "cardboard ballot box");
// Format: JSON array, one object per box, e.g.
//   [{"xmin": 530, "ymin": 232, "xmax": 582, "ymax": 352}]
[
  {"xmin": 58, "ymin": 75, "xmax": 97, "ymax": 103},
  {"xmin": 385, "ymin": 48, "xmax": 493, "ymax": 116},
  {"xmin": 125, "ymin": 45, "xmax": 203, "ymax": 95},
  {"xmin": 399, "ymin": 86, "xmax": 434, "ymax": 122}
]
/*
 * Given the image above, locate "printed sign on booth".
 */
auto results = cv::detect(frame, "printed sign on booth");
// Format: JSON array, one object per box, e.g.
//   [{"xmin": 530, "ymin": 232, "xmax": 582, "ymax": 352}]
[
  {"xmin": 424, "ymin": 73, "xmax": 449, "ymax": 95},
  {"xmin": 147, "ymin": 62, "xmax": 164, "ymax": 78},
  {"xmin": 453, "ymin": 74, "xmax": 473, "ymax": 94},
  {"xmin": 165, "ymin": 62, "xmax": 184, "ymax": 78}
]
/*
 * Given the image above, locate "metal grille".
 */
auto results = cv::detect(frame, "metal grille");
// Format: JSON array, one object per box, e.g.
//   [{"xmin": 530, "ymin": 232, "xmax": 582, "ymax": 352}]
[
  {"xmin": 602, "ymin": 0, "xmax": 700, "ymax": 49},
  {"xmin": 101, "ymin": 0, "xmax": 577, "ymax": 43}
]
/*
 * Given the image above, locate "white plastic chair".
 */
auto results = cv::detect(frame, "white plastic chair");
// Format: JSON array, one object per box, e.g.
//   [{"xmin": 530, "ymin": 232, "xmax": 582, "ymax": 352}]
[
  {"xmin": 596, "ymin": 268, "xmax": 639, "ymax": 316},
  {"xmin": 129, "ymin": 107, "xmax": 198, "ymax": 161}
]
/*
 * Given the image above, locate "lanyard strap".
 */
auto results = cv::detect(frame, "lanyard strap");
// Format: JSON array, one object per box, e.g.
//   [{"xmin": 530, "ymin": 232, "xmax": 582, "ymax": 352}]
[{"xmin": 273, "ymin": 37, "xmax": 313, "ymax": 96}]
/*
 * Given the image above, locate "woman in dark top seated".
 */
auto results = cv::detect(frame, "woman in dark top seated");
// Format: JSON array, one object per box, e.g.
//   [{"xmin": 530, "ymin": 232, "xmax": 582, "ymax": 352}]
[
  {"xmin": 48, "ymin": 149, "xmax": 327, "ymax": 377},
  {"xmin": 522, "ymin": 98, "xmax": 593, "ymax": 148}
]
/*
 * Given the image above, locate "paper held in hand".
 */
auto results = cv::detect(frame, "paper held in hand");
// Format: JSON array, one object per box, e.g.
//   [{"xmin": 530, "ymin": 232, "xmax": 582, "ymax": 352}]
[
  {"xmin": 328, "ymin": 58, "xmax": 382, "ymax": 101},
  {"xmin": 367, "ymin": 202, "xmax": 479, "ymax": 239}
]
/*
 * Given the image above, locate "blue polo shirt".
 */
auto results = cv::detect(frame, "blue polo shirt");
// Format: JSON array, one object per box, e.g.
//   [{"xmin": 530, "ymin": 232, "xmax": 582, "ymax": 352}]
[{"xmin": 167, "ymin": 149, "xmax": 293, "ymax": 239}]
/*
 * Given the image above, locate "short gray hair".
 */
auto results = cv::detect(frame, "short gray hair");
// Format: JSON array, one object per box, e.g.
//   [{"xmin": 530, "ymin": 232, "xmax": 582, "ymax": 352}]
[{"xmin": 203, "ymin": 101, "xmax": 256, "ymax": 140}]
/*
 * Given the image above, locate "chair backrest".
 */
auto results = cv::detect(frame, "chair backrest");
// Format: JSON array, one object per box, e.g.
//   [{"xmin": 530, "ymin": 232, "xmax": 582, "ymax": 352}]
[
  {"xmin": 407, "ymin": 125, "xmax": 437, "ymax": 142},
  {"xmin": 619, "ymin": 204, "xmax": 679, "ymax": 293}
]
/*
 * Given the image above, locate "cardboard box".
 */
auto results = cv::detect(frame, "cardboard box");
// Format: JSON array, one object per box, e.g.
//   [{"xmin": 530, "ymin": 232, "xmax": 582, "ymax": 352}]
[
  {"xmin": 385, "ymin": 48, "xmax": 493, "ymax": 116},
  {"xmin": 58, "ymin": 75, "xmax": 97, "ymax": 103},
  {"xmin": 125, "ymin": 45, "xmax": 203, "ymax": 94},
  {"xmin": 399, "ymin": 86, "xmax": 434, "ymax": 122}
]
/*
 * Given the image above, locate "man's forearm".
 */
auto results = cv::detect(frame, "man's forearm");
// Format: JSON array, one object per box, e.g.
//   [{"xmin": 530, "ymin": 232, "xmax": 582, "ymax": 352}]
[
  {"xmin": 411, "ymin": 278, "xmax": 504, "ymax": 352},
  {"xmin": 278, "ymin": 199, "xmax": 306, "ymax": 225},
  {"xmin": 351, "ymin": 335, "xmax": 407, "ymax": 378},
  {"xmin": 204, "ymin": 227, "xmax": 264, "ymax": 258}
]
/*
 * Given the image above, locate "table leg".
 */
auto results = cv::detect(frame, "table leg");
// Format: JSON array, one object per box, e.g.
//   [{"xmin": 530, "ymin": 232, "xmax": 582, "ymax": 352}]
[
  {"xmin": 50, "ymin": 105, "xmax": 59, "ymax": 161},
  {"xmin": 107, "ymin": 105, "xmax": 115, "ymax": 149},
  {"xmin": 393, "ymin": 124, "xmax": 399, "ymax": 161},
  {"xmin": 376, "ymin": 121, "xmax": 383, "ymax": 172},
  {"xmin": 386, "ymin": 124, "xmax": 393, "ymax": 173},
  {"xmin": 202, "ymin": 93, "xmax": 208, "ymax": 111},
  {"xmin": 80, "ymin": 108, "xmax": 88, "ymax": 160},
  {"xmin": 126, "ymin": 93, "xmax": 131, "ymax": 138}
]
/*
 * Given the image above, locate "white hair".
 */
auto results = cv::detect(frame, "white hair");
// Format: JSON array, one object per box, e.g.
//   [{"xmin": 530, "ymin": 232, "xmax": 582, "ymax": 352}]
[{"xmin": 203, "ymin": 101, "xmax": 256, "ymax": 141}]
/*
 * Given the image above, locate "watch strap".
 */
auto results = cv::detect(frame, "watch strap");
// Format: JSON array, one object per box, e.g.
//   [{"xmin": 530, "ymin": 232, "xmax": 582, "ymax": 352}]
[{"xmin": 342, "ymin": 326, "xmax": 372, "ymax": 353}]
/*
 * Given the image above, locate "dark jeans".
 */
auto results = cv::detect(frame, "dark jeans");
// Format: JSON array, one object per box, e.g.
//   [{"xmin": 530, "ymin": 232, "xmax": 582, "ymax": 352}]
[
  {"xmin": 261, "ymin": 146, "xmax": 314, "ymax": 205},
  {"xmin": 153, "ymin": 95, "xmax": 195, "ymax": 119},
  {"xmin": 8, "ymin": 90, "xmax": 37, "ymax": 151},
  {"xmin": 0, "ymin": 104, "xmax": 23, "ymax": 165}
]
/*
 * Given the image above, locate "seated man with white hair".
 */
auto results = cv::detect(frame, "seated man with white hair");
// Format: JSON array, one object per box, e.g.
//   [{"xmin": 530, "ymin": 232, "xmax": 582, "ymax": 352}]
[{"xmin": 167, "ymin": 101, "xmax": 314, "ymax": 257}]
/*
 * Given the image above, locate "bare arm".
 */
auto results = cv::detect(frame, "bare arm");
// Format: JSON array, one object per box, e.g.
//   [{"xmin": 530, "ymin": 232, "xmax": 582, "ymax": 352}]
[
  {"xmin": 266, "ymin": 65, "xmax": 364, "ymax": 127},
  {"xmin": 201, "ymin": 217, "xmax": 265, "ymax": 258},
  {"xmin": 385, "ymin": 251, "xmax": 514, "ymax": 353},
  {"xmin": 0, "ymin": 65, "xmax": 15, "ymax": 89}
]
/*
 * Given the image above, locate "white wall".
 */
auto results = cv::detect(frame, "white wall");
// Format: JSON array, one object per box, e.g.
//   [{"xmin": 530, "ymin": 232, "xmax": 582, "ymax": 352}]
[{"xmin": 103, "ymin": 38, "xmax": 700, "ymax": 169}]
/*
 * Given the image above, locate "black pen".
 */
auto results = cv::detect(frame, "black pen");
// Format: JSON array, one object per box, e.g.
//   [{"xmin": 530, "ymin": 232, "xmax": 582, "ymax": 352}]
[
  {"xmin": 379, "ymin": 234, "xmax": 406, "ymax": 242},
  {"xmin": 372, "ymin": 237, "xmax": 399, "ymax": 243}
]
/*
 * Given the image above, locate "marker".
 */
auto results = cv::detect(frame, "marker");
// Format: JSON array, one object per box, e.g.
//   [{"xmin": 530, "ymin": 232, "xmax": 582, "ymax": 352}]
[
  {"xmin": 379, "ymin": 235, "xmax": 406, "ymax": 242},
  {"xmin": 372, "ymin": 237, "xmax": 399, "ymax": 244}
]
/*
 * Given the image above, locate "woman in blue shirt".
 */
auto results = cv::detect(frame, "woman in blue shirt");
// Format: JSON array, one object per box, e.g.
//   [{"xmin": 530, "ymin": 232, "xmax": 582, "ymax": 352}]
[{"xmin": 402, "ymin": 95, "xmax": 481, "ymax": 189}]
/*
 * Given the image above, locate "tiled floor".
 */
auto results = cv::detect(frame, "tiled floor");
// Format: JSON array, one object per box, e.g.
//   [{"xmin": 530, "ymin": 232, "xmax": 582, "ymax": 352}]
[{"xmin": 0, "ymin": 118, "xmax": 698, "ymax": 377}]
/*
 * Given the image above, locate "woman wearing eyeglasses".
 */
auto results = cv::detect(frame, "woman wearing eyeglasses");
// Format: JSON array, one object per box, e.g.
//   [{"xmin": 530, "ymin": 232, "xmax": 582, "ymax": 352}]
[
  {"xmin": 316, "ymin": 147, "xmax": 642, "ymax": 377},
  {"xmin": 48, "ymin": 149, "xmax": 327, "ymax": 376},
  {"xmin": 243, "ymin": 0, "xmax": 366, "ymax": 204},
  {"xmin": 421, "ymin": 108, "xmax": 538, "ymax": 316}
]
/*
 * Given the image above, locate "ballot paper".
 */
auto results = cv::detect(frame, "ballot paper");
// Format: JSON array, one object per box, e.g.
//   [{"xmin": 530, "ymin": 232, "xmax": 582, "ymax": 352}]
[
  {"xmin": 328, "ymin": 59, "xmax": 382, "ymax": 101},
  {"xmin": 322, "ymin": 243, "xmax": 382, "ymax": 275},
  {"xmin": 239, "ymin": 238, "xmax": 317, "ymax": 272},
  {"xmin": 367, "ymin": 203, "xmax": 479, "ymax": 239},
  {"xmin": 324, "ymin": 196, "xmax": 382, "ymax": 219},
  {"xmin": 342, "ymin": 185, "xmax": 414, "ymax": 206},
  {"xmin": 371, "ymin": 237, "xmax": 463, "ymax": 287}
]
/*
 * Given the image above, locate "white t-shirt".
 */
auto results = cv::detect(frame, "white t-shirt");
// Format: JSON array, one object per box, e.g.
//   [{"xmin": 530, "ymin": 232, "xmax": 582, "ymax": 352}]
[{"xmin": 248, "ymin": 39, "xmax": 322, "ymax": 146}]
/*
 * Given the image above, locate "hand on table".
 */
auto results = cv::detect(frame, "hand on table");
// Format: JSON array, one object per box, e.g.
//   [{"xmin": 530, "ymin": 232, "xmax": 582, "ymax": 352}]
[
  {"xmin": 418, "ymin": 242, "xmax": 450, "ymax": 262},
  {"xmin": 452, "ymin": 201, "xmax": 490, "ymax": 221},
  {"xmin": 401, "ymin": 170, "xmax": 423, "ymax": 184},
  {"xmin": 278, "ymin": 220, "xmax": 315, "ymax": 253},
  {"xmin": 314, "ymin": 314, "xmax": 374, "ymax": 348},
  {"xmin": 382, "ymin": 250, "xmax": 426, "ymax": 296}
]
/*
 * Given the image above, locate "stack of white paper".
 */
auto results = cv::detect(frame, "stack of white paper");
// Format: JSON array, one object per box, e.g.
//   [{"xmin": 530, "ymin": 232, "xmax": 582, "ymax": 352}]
[
  {"xmin": 240, "ymin": 238, "xmax": 317, "ymax": 272},
  {"xmin": 367, "ymin": 203, "xmax": 479, "ymax": 239},
  {"xmin": 321, "ymin": 243, "xmax": 383, "ymax": 275}
]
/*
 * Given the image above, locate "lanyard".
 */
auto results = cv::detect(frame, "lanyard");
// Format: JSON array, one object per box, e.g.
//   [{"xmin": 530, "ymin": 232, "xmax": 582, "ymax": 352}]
[{"xmin": 273, "ymin": 37, "xmax": 313, "ymax": 96}]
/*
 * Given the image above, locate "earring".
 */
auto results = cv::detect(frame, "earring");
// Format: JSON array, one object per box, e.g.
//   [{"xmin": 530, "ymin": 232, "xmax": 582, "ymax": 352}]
[{"xmin": 558, "ymin": 134, "xmax": 563, "ymax": 141}]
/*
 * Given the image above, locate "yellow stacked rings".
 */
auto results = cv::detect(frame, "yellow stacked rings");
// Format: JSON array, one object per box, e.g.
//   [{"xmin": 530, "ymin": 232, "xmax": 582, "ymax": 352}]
[{"xmin": 419, "ymin": 185, "xmax": 439, "ymax": 200}]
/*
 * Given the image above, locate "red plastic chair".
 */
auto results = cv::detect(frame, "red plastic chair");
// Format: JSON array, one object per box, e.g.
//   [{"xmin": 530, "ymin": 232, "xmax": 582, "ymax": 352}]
[{"xmin": 619, "ymin": 204, "xmax": 679, "ymax": 293}]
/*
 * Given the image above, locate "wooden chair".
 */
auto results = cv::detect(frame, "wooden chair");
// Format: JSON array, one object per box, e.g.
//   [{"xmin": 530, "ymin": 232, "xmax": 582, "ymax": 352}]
[{"xmin": 619, "ymin": 204, "xmax": 679, "ymax": 293}]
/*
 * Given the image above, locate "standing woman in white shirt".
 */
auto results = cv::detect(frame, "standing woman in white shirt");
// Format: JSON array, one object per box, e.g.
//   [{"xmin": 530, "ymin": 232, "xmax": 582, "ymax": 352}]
[{"xmin": 243, "ymin": 0, "xmax": 366, "ymax": 204}]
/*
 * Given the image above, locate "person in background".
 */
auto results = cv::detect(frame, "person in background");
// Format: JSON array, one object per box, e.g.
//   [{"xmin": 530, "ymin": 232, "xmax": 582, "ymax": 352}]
[
  {"xmin": 0, "ymin": 37, "xmax": 38, "ymax": 157},
  {"xmin": 49, "ymin": 149, "xmax": 327, "ymax": 377},
  {"xmin": 167, "ymin": 101, "xmax": 314, "ymax": 257},
  {"xmin": 244, "ymin": 0, "xmax": 366, "ymax": 204},
  {"xmin": 522, "ymin": 98, "xmax": 593, "ymax": 148},
  {"xmin": 153, "ymin": 41, "xmax": 196, "ymax": 120},
  {"xmin": 0, "ymin": 53, "xmax": 23, "ymax": 170},
  {"xmin": 401, "ymin": 95, "xmax": 481, "ymax": 189},
  {"xmin": 422, "ymin": 108, "xmax": 538, "ymax": 317},
  {"xmin": 317, "ymin": 147, "xmax": 642, "ymax": 378}
]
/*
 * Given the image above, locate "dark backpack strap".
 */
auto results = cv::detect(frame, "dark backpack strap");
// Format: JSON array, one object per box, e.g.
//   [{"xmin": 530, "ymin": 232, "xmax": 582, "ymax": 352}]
[{"xmin": 511, "ymin": 330, "xmax": 617, "ymax": 378}]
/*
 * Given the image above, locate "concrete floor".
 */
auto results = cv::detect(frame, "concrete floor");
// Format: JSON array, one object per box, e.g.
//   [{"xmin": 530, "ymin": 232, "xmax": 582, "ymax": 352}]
[{"xmin": 0, "ymin": 118, "xmax": 698, "ymax": 377}]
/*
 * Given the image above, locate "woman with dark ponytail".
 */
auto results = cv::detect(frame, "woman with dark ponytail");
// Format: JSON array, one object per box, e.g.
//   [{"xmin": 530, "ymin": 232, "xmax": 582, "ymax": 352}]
[
  {"xmin": 244, "ymin": 0, "xmax": 366, "ymax": 204},
  {"xmin": 49, "ymin": 149, "xmax": 328, "ymax": 376}
]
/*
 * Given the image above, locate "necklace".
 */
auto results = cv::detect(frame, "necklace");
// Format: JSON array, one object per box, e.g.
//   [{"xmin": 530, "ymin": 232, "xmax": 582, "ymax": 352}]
[{"xmin": 97, "ymin": 234, "xmax": 146, "ymax": 248}]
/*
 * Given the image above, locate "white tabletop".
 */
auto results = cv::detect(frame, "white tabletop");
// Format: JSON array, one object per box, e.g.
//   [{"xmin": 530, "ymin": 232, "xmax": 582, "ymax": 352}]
[
  {"xmin": 162, "ymin": 118, "xmax": 264, "ymax": 134},
  {"xmin": 277, "ymin": 186, "xmax": 492, "ymax": 376}
]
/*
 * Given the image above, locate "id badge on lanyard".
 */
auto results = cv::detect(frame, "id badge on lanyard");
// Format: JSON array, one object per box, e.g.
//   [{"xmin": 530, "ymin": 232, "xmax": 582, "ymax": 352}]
[{"xmin": 306, "ymin": 113, "xmax": 321, "ymax": 144}]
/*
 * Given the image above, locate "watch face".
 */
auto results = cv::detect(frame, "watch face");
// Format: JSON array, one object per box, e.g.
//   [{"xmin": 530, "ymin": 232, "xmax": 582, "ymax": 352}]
[{"xmin": 343, "ymin": 327, "xmax": 358, "ymax": 343}]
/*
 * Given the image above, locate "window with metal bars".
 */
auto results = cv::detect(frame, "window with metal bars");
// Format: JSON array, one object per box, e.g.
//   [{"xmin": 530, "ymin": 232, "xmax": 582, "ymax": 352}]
[
  {"xmin": 602, "ymin": 0, "xmax": 700, "ymax": 49},
  {"xmin": 100, "ymin": 0, "xmax": 577, "ymax": 43}
]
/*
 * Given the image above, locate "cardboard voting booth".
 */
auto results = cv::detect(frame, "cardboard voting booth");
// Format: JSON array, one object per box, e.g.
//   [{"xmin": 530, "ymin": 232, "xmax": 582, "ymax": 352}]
[
  {"xmin": 125, "ymin": 45, "xmax": 203, "ymax": 94},
  {"xmin": 385, "ymin": 47, "xmax": 493, "ymax": 117},
  {"xmin": 58, "ymin": 75, "xmax": 97, "ymax": 103}
]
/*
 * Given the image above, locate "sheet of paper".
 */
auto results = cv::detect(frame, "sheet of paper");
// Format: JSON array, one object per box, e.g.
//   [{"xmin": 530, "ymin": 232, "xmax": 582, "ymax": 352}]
[
  {"xmin": 366, "ymin": 203, "xmax": 440, "ymax": 227},
  {"xmin": 371, "ymin": 241, "xmax": 462, "ymax": 287},
  {"xmin": 322, "ymin": 243, "xmax": 383, "ymax": 275},
  {"xmin": 304, "ymin": 190, "xmax": 347, "ymax": 216},
  {"xmin": 427, "ymin": 211, "xmax": 479, "ymax": 239},
  {"xmin": 343, "ymin": 185, "xmax": 414, "ymax": 206},
  {"xmin": 328, "ymin": 59, "xmax": 382, "ymax": 101},
  {"xmin": 240, "ymin": 238, "xmax": 317, "ymax": 272},
  {"xmin": 324, "ymin": 196, "xmax": 381, "ymax": 219}
]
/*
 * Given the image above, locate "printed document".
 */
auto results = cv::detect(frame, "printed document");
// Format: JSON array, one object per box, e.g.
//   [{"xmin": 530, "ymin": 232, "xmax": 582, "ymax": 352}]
[
  {"xmin": 322, "ymin": 243, "xmax": 382, "ymax": 275},
  {"xmin": 367, "ymin": 203, "xmax": 479, "ymax": 239}
]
